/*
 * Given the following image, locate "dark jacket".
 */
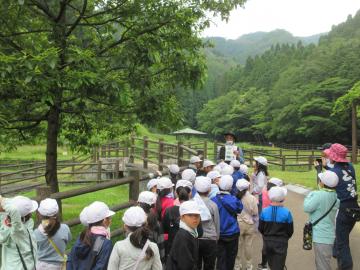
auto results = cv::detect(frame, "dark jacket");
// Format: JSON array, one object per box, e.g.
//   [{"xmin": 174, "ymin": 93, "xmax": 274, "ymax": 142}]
[
  {"xmin": 165, "ymin": 228, "xmax": 199, "ymax": 270},
  {"xmin": 330, "ymin": 163, "xmax": 357, "ymax": 202},
  {"xmin": 258, "ymin": 205, "xmax": 294, "ymax": 243},
  {"xmin": 67, "ymin": 234, "xmax": 112, "ymax": 270}
]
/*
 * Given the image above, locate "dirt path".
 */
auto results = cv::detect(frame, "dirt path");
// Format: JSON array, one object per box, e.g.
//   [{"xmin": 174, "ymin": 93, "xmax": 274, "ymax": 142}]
[{"xmin": 243, "ymin": 189, "xmax": 360, "ymax": 269}]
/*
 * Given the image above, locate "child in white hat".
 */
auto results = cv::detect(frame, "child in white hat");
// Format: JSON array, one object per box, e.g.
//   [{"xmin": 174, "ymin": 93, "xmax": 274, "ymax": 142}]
[
  {"xmin": 258, "ymin": 186, "xmax": 293, "ymax": 270},
  {"xmin": 138, "ymin": 191, "xmax": 166, "ymax": 264},
  {"xmin": 167, "ymin": 164, "xmax": 180, "ymax": 185},
  {"xmin": 207, "ymin": 170, "xmax": 221, "ymax": 199},
  {"xmin": 234, "ymin": 179, "xmax": 259, "ymax": 270},
  {"xmin": 304, "ymin": 171, "xmax": 340, "ymax": 270},
  {"xmin": 194, "ymin": 176, "xmax": 220, "ymax": 270},
  {"xmin": 251, "ymin": 157, "xmax": 269, "ymax": 200},
  {"xmin": 34, "ymin": 198, "xmax": 72, "ymax": 270},
  {"xmin": 166, "ymin": 201, "xmax": 201, "ymax": 270},
  {"xmin": 108, "ymin": 206, "xmax": 162, "ymax": 270},
  {"xmin": 155, "ymin": 177, "xmax": 175, "ymax": 222},
  {"xmin": 147, "ymin": 178, "xmax": 158, "ymax": 193},
  {"xmin": 211, "ymin": 175, "xmax": 243, "ymax": 270},
  {"xmin": 162, "ymin": 180, "xmax": 193, "ymax": 257},
  {"xmin": 67, "ymin": 201, "xmax": 115, "ymax": 269},
  {"xmin": 0, "ymin": 195, "xmax": 38, "ymax": 270}
]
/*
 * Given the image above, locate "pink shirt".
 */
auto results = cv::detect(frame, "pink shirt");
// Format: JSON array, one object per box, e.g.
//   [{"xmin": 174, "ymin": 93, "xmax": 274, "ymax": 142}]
[{"xmin": 262, "ymin": 187, "xmax": 271, "ymax": 209}]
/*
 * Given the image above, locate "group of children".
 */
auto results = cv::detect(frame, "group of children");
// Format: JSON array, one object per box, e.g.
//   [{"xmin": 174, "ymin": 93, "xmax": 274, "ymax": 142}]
[{"xmin": 1, "ymin": 144, "xmax": 353, "ymax": 270}]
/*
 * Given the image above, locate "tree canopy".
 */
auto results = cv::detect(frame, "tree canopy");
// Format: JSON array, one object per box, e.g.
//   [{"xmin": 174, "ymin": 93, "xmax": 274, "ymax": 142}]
[{"xmin": 0, "ymin": 0, "xmax": 246, "ymax": 192}]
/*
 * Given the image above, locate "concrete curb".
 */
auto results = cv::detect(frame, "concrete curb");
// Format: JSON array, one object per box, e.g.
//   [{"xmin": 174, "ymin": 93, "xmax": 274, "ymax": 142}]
[{"xmin": 285, "ymin": 184, "xmax": 313, "ymax": 196}]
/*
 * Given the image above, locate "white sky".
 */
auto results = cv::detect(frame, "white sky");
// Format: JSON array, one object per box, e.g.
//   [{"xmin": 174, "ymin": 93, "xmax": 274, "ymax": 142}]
[{"xmin": 202, "ymin": 0, "xmax": 360, "ymax": 39}]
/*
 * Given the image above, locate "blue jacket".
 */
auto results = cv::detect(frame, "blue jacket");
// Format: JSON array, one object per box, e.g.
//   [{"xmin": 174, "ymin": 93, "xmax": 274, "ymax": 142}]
[
  {"xmin": 211, "ymin": 192, "xmax": 243, "ymax": 237},
  {"xmin": 330, "ymin": 163, "xmax": 357, "ymax": 202},
  {"xmin": 231, "ymin": 170, "xmax": 244, "ymax": 196},
  {"xmin": 67, "ymin": 234, "xmax": 112, "ymax": 270},
  {"xmin": 259, "ymin": 205, "xmax": 293, "ymax": 242}
]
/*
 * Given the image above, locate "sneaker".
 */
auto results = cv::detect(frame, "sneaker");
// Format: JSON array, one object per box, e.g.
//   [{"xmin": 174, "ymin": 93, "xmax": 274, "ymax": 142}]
[{"xmin": 257, "ymin": 264, "xmax": 267, "ymax": 270}]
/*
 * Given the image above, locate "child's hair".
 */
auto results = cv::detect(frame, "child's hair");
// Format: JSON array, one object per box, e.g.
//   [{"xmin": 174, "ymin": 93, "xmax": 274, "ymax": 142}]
[
  {"xmin": 236, "ymin": 189, "xmax": 247, "ymax": 200},
  {"xmin": 80, "ymin": 219, "xmax": 104, "ymax": 246},
  {"xmin": 41, "ymin": 215, "xmax": 61, "ymax": 238},
  {"xmin": 176, "ymin": 186, "xmax": 191, "ymax": 202},
  {"xmin": 138, "ymin": 202, "xmax": 159, "ymax": 232},
  {"xmin": 243, "ymin": 174, "xmax": 250, "ymax": 181},
  {"xmin": 197, "ymin": 191, "xmax": 209, "ymax": 197},
  {"xmin": 267, "ymin": 182, "xmax": 276, "ymax": 191},
  {"xmin": 128, "ymin": 226, "xmax": 154, "ymax": 260},
  {"xmin": 156, "ymin": 188, "xmax": 172, "ymax": 221},
  {"xmin": 256, "ymin": 162, "xmax": 269, "ymax": 176},
  {"xmin": 21, "ymin": 213, "xmax": 31, "ymax": 223}
]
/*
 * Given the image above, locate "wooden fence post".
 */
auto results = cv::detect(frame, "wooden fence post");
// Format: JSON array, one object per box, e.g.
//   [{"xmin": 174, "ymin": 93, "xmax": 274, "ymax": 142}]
[
  {"xmin": 213, "ymin": 142, "xmax": 217, "ymax": 161},
  {"xmin": 282, "ymin": 156, "xmax": 286, "ymax": 171},
  {"xmin": 178, "ymin": 141, "xmax": 184, "ymax": 166},
  {"xmin": 97, "ymin": 160, "xmax": 102, "ymax": 183},
  {"xmin": 143, "ymin": 136, "xmax": 148, "ymax": 169},
  {"xmin": 249, "ymin": 149, "xmax": 254, "ymax": 167},
  {"xmin": 203, "ymin": 141, "xmax": 208, "ymax": 159},
  {"xmin": 101, "ymin": 146, "xmax": 105, "ymax": 157},
  {"xmin": 96, "ymin": 147, "xmax": 100, "ymax": 161},
  {"xmin": 93, "ymin": 147, "xmax": 97, "ymax": 162},
  {"xmin": 71, "ymin": 157, "xmax": 75, "ymax": 174},
  {"xmin": 279, "ymin": 148, "xmax": 283, "ymax": 157},
  {"xmin": 115, "ymin": 142, "xmax": 119, "ymax": 157},
  {"xmin": 308, "ymin": 156, "xmax": 313, "ymax": 171},
  {"xmin": 114, "ymin": 160, "xmax": 120, "ymax": 179},
  {"xmin": 296, "ymin": 149, "xmax": 299, "ymax": 163},
  {"xmin": 129, "ymin": 170, "xmax": 140, "ymax": 201},
  {"xmin": 130, "ymin": 136, "xmax": 135, "ymax": 163},
  {"xmin": 107, "ymin": 144, "xmax": 111, "ymax": 157},
  {"xmin": 158, "ymin": 139, "xmax": 164, "ymax": 171}
]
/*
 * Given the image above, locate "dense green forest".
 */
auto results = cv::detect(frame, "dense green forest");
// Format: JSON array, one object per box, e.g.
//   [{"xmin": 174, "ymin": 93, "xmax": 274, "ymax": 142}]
[
  {"xmin": 194, "ymin": 12, "xmax": 360, "ymax": 144},
  {"xmin": 175, "ymin": 29, "xmax": 323, "ymax": 128}
]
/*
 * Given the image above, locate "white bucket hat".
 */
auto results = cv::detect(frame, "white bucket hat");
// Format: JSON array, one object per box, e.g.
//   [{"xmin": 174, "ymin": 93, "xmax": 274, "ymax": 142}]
[
  {"xmin": 38, "ymin": 198, "xmax": 59, "ymax": 217},
  {"xmin": 179, "ymin": 201, "xmax": 201, "ymax": 216},
  {"xmin": 194, "ymin": 176, "xmax": 212, "ymax": 193},
  {"xmin": 157, "ymin": 177, "xmax": 174, "ymax": 190},
  {"xmin": 168, "ymin": 164, "xmax": 180, "ymax": 174},
  {"xmin": 138, "ymin": 191, "xmax": 157, "ymax": 205},
  {"xmin": 230, "ymin": 160, "xmax": 241, "ymax": 168},
  {"xmin": 318, "ymin": 171, "xmax": 339, "ymax": 188},
  {"xmin": 207, "ymin": 170, "xmax": 221, "ymax": 180},
  {"xmin": 254, "ymin": 156, "xmax": 268, "ymax": 166},
  {"xmin": 122, "ymin": 206, "xmax": 147, "ymax": 227},
  {"xmin": 268, "ymin": 186, "xmax": 287, "ymax": 202},
  {"xmin": 239, "ymin": 164, "xmax": 249, "ymax": 174},
  {"xmin": 80, "ymin": 201, "xmax": 115, "ymax": 226},
  {"xmin": 221, "ymin": 164, "xmax": 234, "ymax": 176},
  {"xmin": 176, "ymin": 180, "xmax": 193, "ymax": 190},
  {"xmin": 12, "ymin": 196, "xmax": 38, "ymax": 217},
  {"xmin": 219, "ymin": 175, "xmax": 233, "ymax": 191},
  {"xmin": 236, "ymin": 179, "xmax": 250, "ymax": 191},
  {"xmin": 181, "ymin": 169, "xmax": 196, "ymax": 183},
  {"xmin": 269, "ymin": 177, "xmax": 284, "ymax": 187},
  {"xmin": 203, "ymin": 160, "xmax": 215, "ymax": 168},
  {"xmin": 147, "ymin": 178, "xmax": 158, "ymax": 190},
  {"xmin": 190, "ymin": 156, "xmax": 202, "ymax": 164}
]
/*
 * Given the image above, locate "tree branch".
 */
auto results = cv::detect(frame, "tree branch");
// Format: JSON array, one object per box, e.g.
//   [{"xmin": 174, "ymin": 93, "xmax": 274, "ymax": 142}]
[
  {"xmin": 66, "ymin": 0, "xmax": 88, "ymax": 37},
  {"xmin": 99, "ymin": 19, "xmax": 172, "ymax": 55},
  {"xmin": 0, "ymin": 29, "xmax": 51, "ymax": 38},
  {"xmin": 29, "ymin": 0, "xmax": 57, "ymax": 20}
]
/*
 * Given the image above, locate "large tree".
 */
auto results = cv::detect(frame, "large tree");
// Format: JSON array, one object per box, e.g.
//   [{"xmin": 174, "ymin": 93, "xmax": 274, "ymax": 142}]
[{"xmin": 0, "ymin": 0, "xmax": 245, "ymax": 193}]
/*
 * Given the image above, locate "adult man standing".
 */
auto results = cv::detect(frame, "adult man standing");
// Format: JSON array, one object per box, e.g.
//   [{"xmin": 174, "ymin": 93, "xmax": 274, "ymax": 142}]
[{"xmin": 217, "ymin": 132, "xmax": 244, "ymax": 164}]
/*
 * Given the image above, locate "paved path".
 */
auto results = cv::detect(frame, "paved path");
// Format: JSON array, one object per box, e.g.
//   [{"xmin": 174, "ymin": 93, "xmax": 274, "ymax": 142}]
[{"xmin": 240, "ymin": 185, "xmax": 360, "ymax": 269}]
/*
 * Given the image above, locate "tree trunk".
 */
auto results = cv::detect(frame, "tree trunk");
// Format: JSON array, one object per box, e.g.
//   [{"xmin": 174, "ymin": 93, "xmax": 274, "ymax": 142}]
[
  {"xmin": 351, "ymin": 101, "xmax": 357, "ymax": 163},
  {"xmin": 46, "ymin": 105, "xmax": 60, "ymax": 193}
]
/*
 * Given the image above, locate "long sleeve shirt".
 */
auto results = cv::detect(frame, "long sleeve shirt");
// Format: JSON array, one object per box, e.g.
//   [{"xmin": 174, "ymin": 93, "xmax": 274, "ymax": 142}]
[{"xmin": 0, "ymin": 198, "xmax": 37, "ymax": 270}]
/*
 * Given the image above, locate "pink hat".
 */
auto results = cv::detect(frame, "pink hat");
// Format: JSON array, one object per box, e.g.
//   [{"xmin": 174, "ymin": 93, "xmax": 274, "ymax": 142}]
[
  {"xmin": 323, "ymin": 148, "xmax": 331, "ymax": 157},
  {"xmin": 328, "ymin": 143, "xmax": 349, "ymax": 163}
]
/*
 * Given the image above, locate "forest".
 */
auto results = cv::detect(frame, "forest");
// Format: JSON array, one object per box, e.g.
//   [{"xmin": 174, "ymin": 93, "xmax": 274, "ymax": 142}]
[{"xmin": 179, "ymin": 11, "xmax": 360, "ymax": 144}]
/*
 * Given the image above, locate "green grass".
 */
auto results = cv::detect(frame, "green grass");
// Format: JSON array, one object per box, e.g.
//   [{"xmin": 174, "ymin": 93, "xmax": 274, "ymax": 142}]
[{"xmin": 0, "ymin": 145, "xmax": 75, "ymax": 161}]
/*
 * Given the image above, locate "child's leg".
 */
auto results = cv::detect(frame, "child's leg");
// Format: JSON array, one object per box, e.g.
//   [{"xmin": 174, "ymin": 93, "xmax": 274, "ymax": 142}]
[
  {"xmin": 225, "ymin": 235, "xmax": 239, "ymax": 270},
  {"xmin": 244, "ymin": 224, "xmax": 256, "ymax": 267},
  {"xmin": 235, "ymin": 221, "xmax": 246, "ymax": 269},
  {"xmin": 266, "ymin": 240, "xmax": 288, "ymax": 270},
  {"xmin": 216, "ymin": 238, "xmax": 228, "ymax": 270},
  {"xmin": 314, "ymin": 242, "xmax": 332, "ymax": 270},
  {"xmin": 199, "ymin": 239, "xmax": 217, "ymax": 270}
]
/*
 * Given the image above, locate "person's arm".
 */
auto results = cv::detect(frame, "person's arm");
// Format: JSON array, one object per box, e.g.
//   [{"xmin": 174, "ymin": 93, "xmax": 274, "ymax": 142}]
[
  {"xmin": 151, "ymin": 243, "xmax": 162, "ymax": 270},
  {"xmin": 1, "ymin": 198, "xmax": 27, "ymax": 237},
  {"xmin": 213, "ymin": 204, "xmax": 220, "ymax": 239},
  {"xmin": 303, "ymin": 192, "xmax": 319, "ymax": 213},
  {"xmin": 287, "ymin": 212, "xmax": 294, "ymax": 238},
  {"xmin": 162, "ymin": 209, "xmax": 170, "ymax": 234},
  {"xmin": 94, "ymin": 239, "xmax": 112, "ymax": 270}
]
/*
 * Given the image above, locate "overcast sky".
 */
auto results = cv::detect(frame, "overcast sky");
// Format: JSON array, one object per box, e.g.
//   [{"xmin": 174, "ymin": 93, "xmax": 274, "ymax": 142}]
[{"xmin": 202, "ymin": 0, "xmax": 360, "ymax": 39}]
